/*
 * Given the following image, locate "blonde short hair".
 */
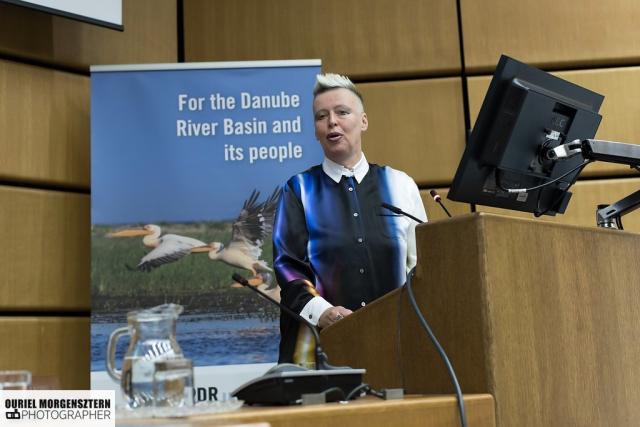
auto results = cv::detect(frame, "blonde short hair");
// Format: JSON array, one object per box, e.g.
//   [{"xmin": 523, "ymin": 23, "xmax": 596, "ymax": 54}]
[{"xmin": 313, "ymin": 73, "xmax": 364, "ymax": 106}]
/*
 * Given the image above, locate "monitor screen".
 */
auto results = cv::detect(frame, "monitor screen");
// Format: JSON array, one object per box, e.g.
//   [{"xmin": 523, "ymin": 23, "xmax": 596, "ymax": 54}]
[{"xmin": 448, "ymin": 55, "xmax": 604, "ymax": 216}]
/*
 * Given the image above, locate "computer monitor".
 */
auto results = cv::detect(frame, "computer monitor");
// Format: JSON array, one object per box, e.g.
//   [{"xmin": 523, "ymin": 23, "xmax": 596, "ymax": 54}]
[{"xmin": 448, "ymin": 55, "xmax": 604, "ymax": 216}]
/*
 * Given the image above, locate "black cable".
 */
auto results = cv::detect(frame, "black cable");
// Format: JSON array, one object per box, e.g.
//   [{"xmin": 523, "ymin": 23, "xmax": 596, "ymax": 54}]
[
  {"xmin": 534, "ymin": 160, "xmax": 591, "ymax": 217},
  {"xmin": 320, "ymin": 386, "xmax": 345, "ymax": 402},
  {"xmin": 366, "ymin": 387, "xmax": 385, "ymax": 399},
  {"xmin": 345, "ymin": 383, "xmax": 371, "ymax": 401},
  {"xmin": 345, "ymin": 382, "xmax": 390, "ymax": 401},
  {"xmin": 498, "ymin": 160, "xmax": 591, "ymax": 194},
  {"xmin": 405, "ymin": 267, "xmax": 467, "ymax": 427},
  {"xmin": 395, "ymin": 283, "xmax": 406, "ymax": 390}
]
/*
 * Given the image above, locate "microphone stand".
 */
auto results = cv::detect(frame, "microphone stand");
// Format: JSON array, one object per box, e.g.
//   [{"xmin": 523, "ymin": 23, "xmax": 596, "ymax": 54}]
[
  {"xmin": 232, "ymin": 273, "xmax": 338, "ymax": 371},
  {"xmin": 429, "ymin": 190, "xmax": 453, "ymax": 218},
  {"xmin": 381, "ymin": 203, "xmax": 424, "ymax": 223}
]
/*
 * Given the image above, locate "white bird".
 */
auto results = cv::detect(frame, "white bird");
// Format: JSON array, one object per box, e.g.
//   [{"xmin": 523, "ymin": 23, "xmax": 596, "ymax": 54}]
[
  {"xmin": 108, "ymin": 224, "xmax": 209, "ymax": 272},
  {"xmin": 201, "ymin": 188, "xmax": 281, "ymax": 287}
]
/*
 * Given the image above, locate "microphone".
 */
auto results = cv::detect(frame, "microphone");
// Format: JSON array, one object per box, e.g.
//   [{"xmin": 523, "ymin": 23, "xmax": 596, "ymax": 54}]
[
  {"xmin": 232, "ymin": 273, "xmax": 334, "ymax": 371},
  {"xmin": 381, "ymin": 202, "xmax": 424, "ymax": 224},
  {"xmin": 429, "ymin": 190, "xmax": 452, "ymax": 218},
  {"xmin": 230, "ymin": 273, "xmax": 365, "ymax": 405}
]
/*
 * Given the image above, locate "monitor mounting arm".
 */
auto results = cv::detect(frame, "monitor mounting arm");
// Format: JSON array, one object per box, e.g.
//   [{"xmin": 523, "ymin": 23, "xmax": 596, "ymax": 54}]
[{"xmin": 546, "ymin": 139, "xmax": 640, "ymax": 229}]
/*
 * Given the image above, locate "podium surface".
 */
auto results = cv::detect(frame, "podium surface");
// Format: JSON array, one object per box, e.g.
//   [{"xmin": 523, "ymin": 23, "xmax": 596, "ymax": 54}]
[
  {"xmin": 321, "ymin": 213, "xmax": 640, "ymax": 427},
  {"xmin": 117, "ymin": 394, "xmax": 495, "ymax": 427}
]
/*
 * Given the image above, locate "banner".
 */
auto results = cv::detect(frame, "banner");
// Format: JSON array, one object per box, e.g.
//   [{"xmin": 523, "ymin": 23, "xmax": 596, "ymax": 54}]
[{"xmin": 90, "ymin": 60, "xmax": 322, "ymax": 403}]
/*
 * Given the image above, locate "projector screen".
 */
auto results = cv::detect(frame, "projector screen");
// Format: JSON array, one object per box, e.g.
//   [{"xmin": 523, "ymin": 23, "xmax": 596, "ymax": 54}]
[{"xmin": 2, "ymin": 0, "xmax": 123, "ymax": 30}]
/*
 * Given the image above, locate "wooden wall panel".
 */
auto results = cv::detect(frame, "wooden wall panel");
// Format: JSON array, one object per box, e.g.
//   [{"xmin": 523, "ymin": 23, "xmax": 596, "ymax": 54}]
[
  {"xmin": 460, "ymin": 0, "xmax": 640, "ymax": 72},
  {"xmin": 420, "ymin": 188, "xmax": 471, "ymax": 222},
  {"xmin": 0, "ymin": 317, "xmax": 89, "ymax": 389},
  {"xmin": 0, "ymin": 59, "xmax": 89, "ymax": 187},
  {"xmin": 467, "ymin": 67, "xmax": 640, "ymax": 179},
  {"xmin": 554, "ymin": 67, "xmax": 640, "ymax": 178},
  {"xmin": 183, "ymin": 0, "xmax": 460, "ymax": 79},
  {"xmin": 0, "ymin": 186, "xmax": 90, "ymax": 311},
  {"xmin": 476, "ymin": 178, "xmax": 640, "ymax": 233},
  {"xmin": 0, "ymin": 0, "xmax": 177, "ymax": 71},
  {"xmin": 360, "ymin": 78, "xmax": 466, "ymax": 186}
]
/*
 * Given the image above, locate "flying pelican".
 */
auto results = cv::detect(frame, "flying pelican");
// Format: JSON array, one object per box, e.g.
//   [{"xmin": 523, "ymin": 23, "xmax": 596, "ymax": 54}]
[
  {"xmin": 107, "ymin": 224, "xmax": 209, "ymax": 272},
  {"xmin": 200, "ymin": 188, "xmax": 281, "ymax": 289},
  {"xmin": 231, "ymin": 275, "xmax": 282, "ymax": 303}
]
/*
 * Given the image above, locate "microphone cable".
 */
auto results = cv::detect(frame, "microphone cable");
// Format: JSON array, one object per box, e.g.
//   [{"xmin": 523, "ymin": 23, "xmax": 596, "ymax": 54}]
[
  {"xmin": 383, "ymin": 200, "xmax": 464, "ymax": 424},
  {"xmin": 405, "ymin": 267, "xmax": 467, "ymax": 427},
  {"xmin": 395, "ymin": 283, "xmax": 407, "ymax": 391}
]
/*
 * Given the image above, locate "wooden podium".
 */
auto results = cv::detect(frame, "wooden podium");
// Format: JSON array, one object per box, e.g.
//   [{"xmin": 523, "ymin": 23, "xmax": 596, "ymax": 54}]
[{"xmin": 321, "ymin": 213, "xmax": 640, "ymax": 427}]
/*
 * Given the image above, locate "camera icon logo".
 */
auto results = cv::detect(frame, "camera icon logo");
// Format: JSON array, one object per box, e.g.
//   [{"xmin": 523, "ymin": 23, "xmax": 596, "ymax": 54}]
[{"xmin": 6, "ymin": 408, "xmax": 21, "ymax": 420}]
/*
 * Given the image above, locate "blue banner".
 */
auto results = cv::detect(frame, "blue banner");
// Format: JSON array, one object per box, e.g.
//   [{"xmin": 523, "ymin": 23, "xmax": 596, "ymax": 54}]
[{"xmin": 90, "ymin": 61, "xmax": 322, "ymax": 402}]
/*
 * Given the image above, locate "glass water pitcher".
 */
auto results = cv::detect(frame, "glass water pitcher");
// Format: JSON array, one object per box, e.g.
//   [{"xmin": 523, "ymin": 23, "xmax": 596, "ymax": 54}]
[{"xmin": 106, "ymin": 303, "xmax": 184, "ymax": 408}]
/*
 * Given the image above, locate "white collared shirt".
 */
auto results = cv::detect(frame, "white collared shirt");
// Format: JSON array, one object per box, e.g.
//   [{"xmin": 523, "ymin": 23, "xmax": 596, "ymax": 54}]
[{"xmin": 321, "ymin": 153, "xmax": 369, "ymax": 184}]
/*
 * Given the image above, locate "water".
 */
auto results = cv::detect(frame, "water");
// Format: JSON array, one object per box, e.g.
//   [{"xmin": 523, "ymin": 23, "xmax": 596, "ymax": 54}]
[
  {"xmin": 153, "ymin": 367, "xmax": 193, "ymax": 407},
  {"xmin": 91, "ymin": 313, "xmax": 279, "ymax": 371},
  {"xmin": 121, "ymin": 357, "xmax": 154, "ymax": 408}
]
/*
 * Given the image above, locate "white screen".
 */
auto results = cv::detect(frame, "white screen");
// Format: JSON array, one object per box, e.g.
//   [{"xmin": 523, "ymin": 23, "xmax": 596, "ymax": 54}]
[{"xmin": 4, "ymin": 0, "xmax": 122, "ymax": 28}]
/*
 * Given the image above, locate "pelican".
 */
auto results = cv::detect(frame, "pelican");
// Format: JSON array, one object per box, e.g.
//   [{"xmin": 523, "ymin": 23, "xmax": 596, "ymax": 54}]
[
  {"xmin": 107, "ymin": 224, "xmax": 209, "ymax": 272},
  {"xmin": 200, "ymin": 188, "xmax": 281, "ymax": 288},
  {"xmin": 232, "ymin": 278, "xmax": 282, "ymax": 303}
]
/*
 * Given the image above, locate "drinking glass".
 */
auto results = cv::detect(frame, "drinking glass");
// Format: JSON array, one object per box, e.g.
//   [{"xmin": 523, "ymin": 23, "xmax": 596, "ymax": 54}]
[
  {"xmin": 0, "ymin": 370, "xmax": 31, "ymax": 390},
  {"xmin": 152, "ymin": 358, "xmax": 194, "ymax": 408}
]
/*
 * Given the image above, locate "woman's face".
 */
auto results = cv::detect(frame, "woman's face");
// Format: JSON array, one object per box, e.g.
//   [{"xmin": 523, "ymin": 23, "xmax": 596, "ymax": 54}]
[{"xmin": 313, "ymin": 88, "xmax": 368, "ymax": 168}]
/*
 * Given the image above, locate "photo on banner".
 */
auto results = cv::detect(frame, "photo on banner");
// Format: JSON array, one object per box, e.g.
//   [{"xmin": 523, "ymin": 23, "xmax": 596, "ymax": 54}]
[{"xmin": 89, "ymin": 60, "xmax": 323, "ymax": 400}]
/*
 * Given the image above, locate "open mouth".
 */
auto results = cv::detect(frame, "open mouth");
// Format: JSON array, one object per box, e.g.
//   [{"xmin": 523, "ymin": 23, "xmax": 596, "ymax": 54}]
[{"xmin": 327, "ymin": 132, "xmax": 342, "ymax": 142}]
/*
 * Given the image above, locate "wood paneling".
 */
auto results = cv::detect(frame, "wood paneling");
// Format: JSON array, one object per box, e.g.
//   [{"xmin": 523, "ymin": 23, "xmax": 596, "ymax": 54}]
[
  {"xmin": 477, "ymin": 178, "xmax": 640, "ymax": 233},
  {"xmin": 183, "ymin": 0, "xmax": 460, "ymax": 79},
  {"xmin": 415, "ymin": 214, "xmax": 640, "ymax": 426},
  {"xmin": 360, "ymin": 78, "xmax": 466, "ymax": 186},
  {"xmin": 460, "ymin": 0, "xmax": 640, "ymax": 72},
  {"xmin": 0, "ymin": 59, "xmax": 89, "ymax": 187},
  {"xmin": 420, "ymin": 188, "xmax": 471, "ymax": 222},
  {"xmin": 0, "ymin": 0, "xmax": 177, "ymax": 71},
  {"xmin": 0, "ymin": 186, "xmax": 90, "ymax": 311},
  {"xmin": 555, "ymin": 67, "xmax": 640, "ymax": 178},
  {"xmin": 324, "ymin": 213, "xmax": 640, "ymax": 425},
  {"xmin": 467, "ymin": 66, "xmax": 640, "ymax": 179},
  {"xmin": 0, "ymin": 317, "xmax": 89, "ymax": 389}
]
